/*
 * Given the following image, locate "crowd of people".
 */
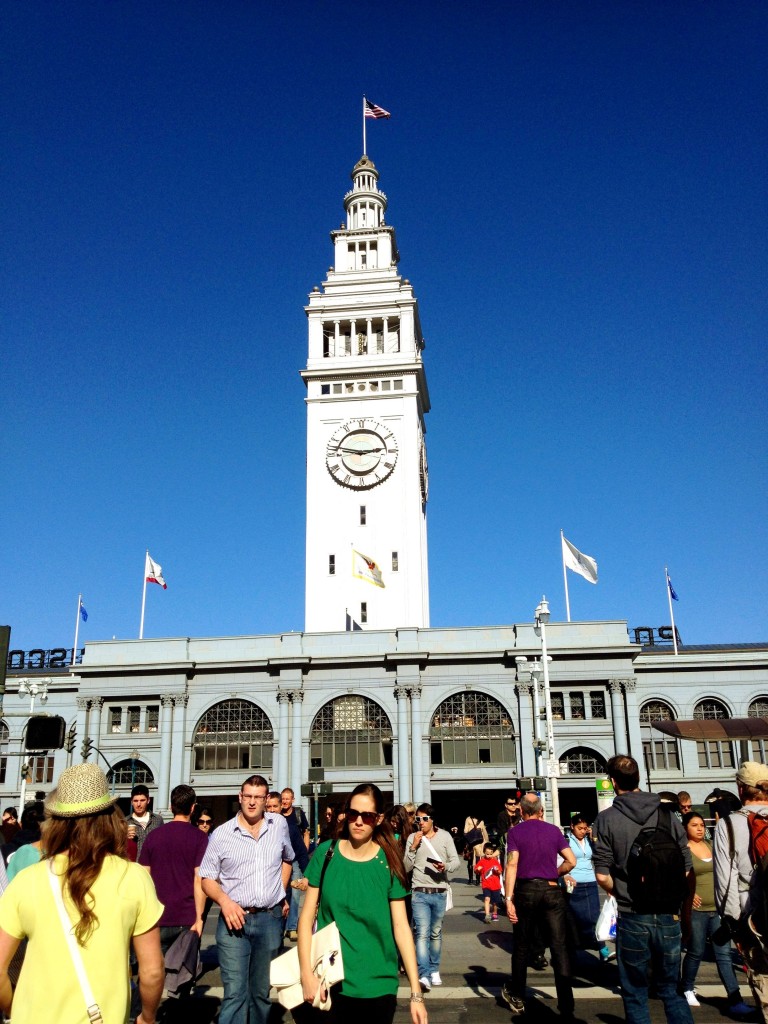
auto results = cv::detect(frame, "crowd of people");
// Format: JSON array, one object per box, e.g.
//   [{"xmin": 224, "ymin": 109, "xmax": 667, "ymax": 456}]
[{"xmin": 0, "ymin": 755, "xmax": 766, "ymax": 1024}]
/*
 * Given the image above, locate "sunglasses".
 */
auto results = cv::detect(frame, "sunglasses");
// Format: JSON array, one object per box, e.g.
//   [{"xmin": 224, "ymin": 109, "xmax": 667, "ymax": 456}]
[
  {"xmin": 414, "ymin": 815, "xmax": 431, "ymax": 822},
  {"xmin": 505, "ymin": 802, "xmax": 517, "ymax": 807},
  {"xmin": 198, "ymin": 819, "xmax": 212, "ymax": 825},
  {"xmin": 346, "ymin": 808, "xmax": 378, "ymax": 825}
]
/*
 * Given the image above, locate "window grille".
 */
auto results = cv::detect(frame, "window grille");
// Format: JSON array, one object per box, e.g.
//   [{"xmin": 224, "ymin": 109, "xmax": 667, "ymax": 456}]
[
  {"xmin": 429, "ymin": 692, "xmax": 516, "ymax": 767},
  {"xmin": 310, "ymin": 696, "xmax": 392, "ymax": 768},
  {"xmin": 193, "ymin": 700, "xmax": 273, "ymax": 772}
]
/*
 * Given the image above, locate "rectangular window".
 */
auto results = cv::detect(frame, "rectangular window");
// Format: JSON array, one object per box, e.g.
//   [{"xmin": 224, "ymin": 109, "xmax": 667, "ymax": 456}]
[
  {"xmin": 392, "ymin": 551, "xmax": 399, "ymax": 572},
  {"xmin": 590, "ymin": 691, "xmax": 606, "ymax": 719},
  {"xmin": 359, "ymin": 506, "xmax": 366, "ymax": 526},
  {"xmin": 321, "ymin": 383, "xmax": 330, "ymax": 394},
  {"xmin": 128, "ymin": 707, "xmax": 140, "ymax": 733},
  {"xmin": 550, "ymin": 693, "xmax": 565, "ymax": 720},
  {"xmin": 110, "ymin": 707, "xmax": 122, "ymax": 733},
  {"xmin": 360, "ymin": 602, "xmax": 368, "ymax": 624},
  {"xmin": 29, "ymin": 755, "xmax": 55, "ymax": 784},
  {"xmin": 394, "ymin": 380, "xmax": 403, "ymax": 390},
  {"xmin": 146, "ymin": 706, "xmax": 159, "ymax": 733},
  {"xmin": 430, "ymin": 742, "xmax": 443, "ymax": 765},
  {"xmin": 329, "ymin": 554, "xmax": 336, "ymax": 575},
  {"xmin": 332, "ymin": 383, "xmax": 342, "ymax": 394},
  {"xmin": 569, "ymin": 693, "xmax": 585, "ymax": 720},
  {"xmin": 381, "ymin": 381, "xmax": 391, "ymax": 391}
]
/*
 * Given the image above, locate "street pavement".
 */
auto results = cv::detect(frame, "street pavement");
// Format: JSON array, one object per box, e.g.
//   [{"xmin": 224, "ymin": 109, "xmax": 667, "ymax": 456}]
[{"xmin": 167, "ymin": 877, "xmax": 757, "ymax": 1023}]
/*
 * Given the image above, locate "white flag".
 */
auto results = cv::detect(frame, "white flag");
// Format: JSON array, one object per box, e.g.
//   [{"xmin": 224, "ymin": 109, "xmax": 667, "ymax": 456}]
[
  {"xmin": 352, "ymin": 550, "xmax": 385, "ymax": 589},
  {"xmin": 562, "ymin": 536, "xmax": 598, "ymax": 584},
  {"xmin": 145, "ymin": 552, "xmax": 168, "ymax": 589}
]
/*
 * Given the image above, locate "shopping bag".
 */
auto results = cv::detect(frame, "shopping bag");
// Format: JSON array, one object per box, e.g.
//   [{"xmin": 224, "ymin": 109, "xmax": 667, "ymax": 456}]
[
  {"xmin": 595, "ymin": 895, "xmax": 617, "ymax": 942},
  {"xmin": 270, "ymin": 921, "xmax": 344, "ymax": 1011}
]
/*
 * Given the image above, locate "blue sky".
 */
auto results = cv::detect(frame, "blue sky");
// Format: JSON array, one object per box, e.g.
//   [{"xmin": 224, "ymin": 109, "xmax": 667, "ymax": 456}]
[{"xmin": 2, "ymin": 1, "xmax": 766, "ymax": 653}]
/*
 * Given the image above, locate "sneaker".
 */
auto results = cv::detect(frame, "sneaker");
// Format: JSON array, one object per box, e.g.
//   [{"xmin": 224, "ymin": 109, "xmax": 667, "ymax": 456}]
[
  {"xmin": 684, "ymin": 991, "xmax": 700, "ymax": 1007},
  {"xmin": 492, "ymin": 912, "xmax": 498, "ymax": 921},
  {"xmin": 484, "ymin": 914, "xmax": 492, "ymax": 923},
  {"xmin": 729, "ymin": 1001, "xmax": 757, "ymax": 1019},
  {"xmin": 531, "ymin": 955, "xmax": 548, "ymax": 970},
  {"xmin": 501, "ymin": 983, "xmax": 525, "ymax": 1016},
  {"xmin": 419, "ymin": 976, "xmax": 431, "ymax": 992},
  {"xmin": 599, "ymin": 946, "xmax": 616, "ymax": 962},
  {"xmin": 430, "ymin": 972, "xmax": 442, "ymax": 987}
]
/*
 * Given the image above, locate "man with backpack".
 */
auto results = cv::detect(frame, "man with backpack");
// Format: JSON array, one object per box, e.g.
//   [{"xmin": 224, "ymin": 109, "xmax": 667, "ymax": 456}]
[
  {"xmin": 713, "ymin": 760, "xmax": 768, "ymax": 1020},
  {"xmin": 593, "ymin": 754, "xmax": 693, "ymax": 1024}
]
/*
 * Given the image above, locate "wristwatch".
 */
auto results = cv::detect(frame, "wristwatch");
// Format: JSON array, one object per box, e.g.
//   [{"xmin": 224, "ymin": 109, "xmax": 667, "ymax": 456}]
[
  {"xmin": 411, "ymin": 993, "xmax": 425, "ymax": 1003},
  {"xmin": 504, "ymin": 895, "xmax": 515, "ymax": 902}
]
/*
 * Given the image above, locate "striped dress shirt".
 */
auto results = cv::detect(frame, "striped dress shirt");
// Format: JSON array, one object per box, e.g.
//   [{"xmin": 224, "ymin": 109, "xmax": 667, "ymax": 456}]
[{"xmin": 200, "ymin": 811, "xmax": 294, "ymax": 908}]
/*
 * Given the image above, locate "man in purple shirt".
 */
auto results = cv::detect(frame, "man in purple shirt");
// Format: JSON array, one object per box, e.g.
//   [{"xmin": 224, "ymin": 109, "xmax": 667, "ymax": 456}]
[{"xmin": 502, "ymin": 793, "xmax": 576, "ymax": 1019}]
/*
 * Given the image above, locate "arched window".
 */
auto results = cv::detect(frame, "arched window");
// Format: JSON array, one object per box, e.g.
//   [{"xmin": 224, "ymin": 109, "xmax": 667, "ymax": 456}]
[
  {"xmin": 0, "ymin": 721, "xmax": 8, "ymax": 785},
  {"xmin": 559, "ymin": 747, "xmax": 606, "ymax": 775},
  {"xmin": 107, "ymin": 759, "xmax": 155, "ymax": 786},
  {"xmin": 310, "ymin": 696, "xmax": 392, "ymax": 768},
  {"xmin": 693, "ymin": 698, "xmax": 734, "ymax": 770},
  {"xmin": 749, "ymin": 698, "xmax": 768, "ymax": 718},
  {"xmin": 640, "ymin": 700, "xmax": 680, "ymax": 772},
  {"xmin": 430, "ymin": 692, "xmax": 516, "ymax": 767},
  {"xmin": 193, "ymin": 700, "xmax": 273, "ymax": 772}
]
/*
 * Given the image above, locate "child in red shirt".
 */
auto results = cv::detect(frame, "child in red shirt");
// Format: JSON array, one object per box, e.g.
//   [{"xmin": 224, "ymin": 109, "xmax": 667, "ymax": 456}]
[{"xmin": 474, "ymin": 842, "xmax": 503, "ymax": 922}]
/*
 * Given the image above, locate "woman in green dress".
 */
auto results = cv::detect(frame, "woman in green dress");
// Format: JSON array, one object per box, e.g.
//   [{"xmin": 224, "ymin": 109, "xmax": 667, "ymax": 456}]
[{"xmin": 297, "ymin": 783, "xmax": 427, "ymax": 1024}]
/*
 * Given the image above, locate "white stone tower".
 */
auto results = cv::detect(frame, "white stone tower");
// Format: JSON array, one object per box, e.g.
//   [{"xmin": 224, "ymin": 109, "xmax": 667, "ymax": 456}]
[{"xmin": 303, "ymin": 155, "xmax": 430, "ymax": 632}]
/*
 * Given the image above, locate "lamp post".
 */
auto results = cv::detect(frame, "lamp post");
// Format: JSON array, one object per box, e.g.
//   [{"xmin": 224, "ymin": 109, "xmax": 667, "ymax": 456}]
[
  {"xmin": 528, "ymin": 660, "xmax": 546, "ymax": 777},
  {"xmin": 534, "ymin": 597, "xmax": 560, "ymax": 827},
  {"xmin": 17, "ymin": 677, "xmax": 51, "ymax": 809},
  {"xmin": 130, "ymin": 749, "xmax": 141, "ymax": 790}
]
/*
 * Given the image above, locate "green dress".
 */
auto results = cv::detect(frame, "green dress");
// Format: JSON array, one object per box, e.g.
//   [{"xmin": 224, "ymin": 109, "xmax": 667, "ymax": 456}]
[{"xmin": 305, "ymin": 840, "xmax": 407, "ymax": 999}]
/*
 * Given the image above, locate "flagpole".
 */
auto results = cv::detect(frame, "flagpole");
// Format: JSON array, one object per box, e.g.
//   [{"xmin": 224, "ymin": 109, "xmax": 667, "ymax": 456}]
[
  {"xmin": 362, "ymin": 96, "xmax": 367, "ymax": 155},
  {"xmin": 665, "ymin": 566, "xmax": 679, "ymax": 656},
  {"xmin": 72, "ymin": 594, "xmax": 82, "ymax": 666},
  {"xmin": 139, "ymin": 551, "xmax": 148, "ymax": 640},
  {"xmin": 560, "ymin": 530, "xmax": 571, "ymax": 623}
]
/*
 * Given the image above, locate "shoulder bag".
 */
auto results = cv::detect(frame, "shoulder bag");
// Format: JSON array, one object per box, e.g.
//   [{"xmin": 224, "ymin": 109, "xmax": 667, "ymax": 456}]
[
  {"xmin": 47, "ymin": 861, "xmax": 105, "ymax": 1024},
  {"xmin": 270, "ymin": 840, "xmax": 344, "ymax": 1011}
]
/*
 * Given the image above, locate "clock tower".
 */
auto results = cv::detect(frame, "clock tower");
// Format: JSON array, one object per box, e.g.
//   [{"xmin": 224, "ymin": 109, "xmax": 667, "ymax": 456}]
[{"xmin": 302, "ymin": 155, "xmax": 430, "ymax": 632}]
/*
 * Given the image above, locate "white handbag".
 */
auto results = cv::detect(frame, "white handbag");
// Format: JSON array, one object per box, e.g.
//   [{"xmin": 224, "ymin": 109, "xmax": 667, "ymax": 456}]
[{"xmin": 270, "ymin": 841, "xmax": 344, "ymax": 1011}]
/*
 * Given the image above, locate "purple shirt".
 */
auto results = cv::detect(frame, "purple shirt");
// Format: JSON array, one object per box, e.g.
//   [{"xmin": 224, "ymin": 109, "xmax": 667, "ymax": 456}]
[
  {"xmin": 507, "ymin": 819, "xmax": 569, "ymax": 880},
  {"xmin": 139, "ymin": 820, "xmax": 209, "ymax": 926}
]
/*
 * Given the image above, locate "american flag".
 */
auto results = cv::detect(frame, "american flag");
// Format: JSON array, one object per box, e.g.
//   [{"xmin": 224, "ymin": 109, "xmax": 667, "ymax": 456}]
[{"xmin": 364, "ymin": 98, "xmax": 391, "ymax": 120}]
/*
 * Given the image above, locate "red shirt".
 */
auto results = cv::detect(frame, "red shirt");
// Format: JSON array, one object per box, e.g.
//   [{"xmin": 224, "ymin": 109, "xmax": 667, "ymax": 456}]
[{"xmin": 474, "ymin": 856, "xmax": 502, "ymax": 891}]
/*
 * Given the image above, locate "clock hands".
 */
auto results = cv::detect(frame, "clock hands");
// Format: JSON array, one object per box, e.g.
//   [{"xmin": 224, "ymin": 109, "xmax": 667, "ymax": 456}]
[{"xmin": 335, "ymin": 445, "xmax": 386, "ymax": 455}]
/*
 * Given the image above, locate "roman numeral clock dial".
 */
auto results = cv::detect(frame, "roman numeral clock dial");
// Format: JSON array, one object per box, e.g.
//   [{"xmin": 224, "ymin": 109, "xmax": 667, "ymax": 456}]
[{"xmin": 326, "ymin": 418, "xmax": 399, "ymax": 490}]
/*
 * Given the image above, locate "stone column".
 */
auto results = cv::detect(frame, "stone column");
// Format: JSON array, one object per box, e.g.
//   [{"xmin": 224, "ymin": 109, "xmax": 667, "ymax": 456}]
[
  {"xmin": 75, "ymin": 697, "xmax": 89, "ymax": 763},
  {"xmin": 516, "ymin": 684, "xmax": 534, "ymax": 778},
  {"xmin": 410, "ymin": 686, "xmax": 426, "ymax": 804},
  {"xmin": 623, "ymin": 680, "xmax": 643, "ymax": 762},
  {"xmin": 159, "ymin": 695, "xmax": 175, "ymax": 812},
  {"xmin": 394, "ymin": 687, "xmax": 411, "ymax": 803},
  {"xmin": 169, "ymin": 694, "xmax": 188, "ymax": 798},
  {"xmin": 89, "ymin": 698, "xmax": 104, "ymax": 754},
  {"xmin": 290, "ymin": 691, "xmax": 304, "ymax": 799},
  {"xmin": 276, "ymin": 691, "xmax": 291, "ymax": 790},
  {"xmin": 608, "ymin": 680, "xmax": 628, "ymax": 754}
]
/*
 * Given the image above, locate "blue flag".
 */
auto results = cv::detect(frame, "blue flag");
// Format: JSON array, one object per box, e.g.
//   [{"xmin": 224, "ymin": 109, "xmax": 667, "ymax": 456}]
[
  {"xmin": 667, "ymin": 576, "xmax": 679, "ymax": 602},
  {"xmin": 80, "ymin": 601, "xmax": 88, "ymax": 622}
]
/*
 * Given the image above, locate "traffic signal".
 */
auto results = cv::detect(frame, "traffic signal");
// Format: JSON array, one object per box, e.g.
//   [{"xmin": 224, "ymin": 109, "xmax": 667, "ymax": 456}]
[
  {"xmin": 80, "ymin": 736, "xmax": 94, "ymax": 761},
  {"xmin": 65, "ymin": 724, "xmax": 76, "ymax": 754},
  {"xmin": 25, "ymin": 715, "xmax": 66, "ymax": 751}
]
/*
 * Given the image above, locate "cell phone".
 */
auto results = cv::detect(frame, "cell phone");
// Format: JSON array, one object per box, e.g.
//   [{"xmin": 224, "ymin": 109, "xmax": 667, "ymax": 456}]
[{"xmin": 426, "ymin": 857, "xmax": 441, "ymax": 865}]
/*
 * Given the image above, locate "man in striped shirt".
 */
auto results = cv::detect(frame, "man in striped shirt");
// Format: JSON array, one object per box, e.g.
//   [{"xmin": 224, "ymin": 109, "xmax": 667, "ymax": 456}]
[{"xmin": 200, "ymin": 774, "xmax": 294, "ymax": 1024}]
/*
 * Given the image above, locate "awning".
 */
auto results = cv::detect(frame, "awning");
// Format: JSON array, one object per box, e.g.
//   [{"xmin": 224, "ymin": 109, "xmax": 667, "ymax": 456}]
[{"xmin": 652, "ymin": 717, "xmax": 768, "ymax": 741}]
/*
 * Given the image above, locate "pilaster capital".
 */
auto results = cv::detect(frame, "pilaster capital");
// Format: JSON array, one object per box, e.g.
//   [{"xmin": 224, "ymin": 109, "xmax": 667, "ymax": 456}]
[
  {"xmin": 276, "ymin": 690, "xmax": 292, "ymax": 704},
  {"xmin": 161, "ymin": 693, "xmax": 176, "ymax": 708},
  {"xmin": 517, "ymin": 683, "xmax": 533, "ymax": 698},
  {"xmin": 174, "ymin": 694, "xmax": 189, "ymax": 708},
  {"xmin": 624, "ymin": 679, "xmax": 637, "ymax": 693},
  {"xmin": 608, "ymin": 679, "xmax": 624, "ymax": 695},
  {"xmin": 76, "ymin": 697, "xmax": 89, "ymax": 711},
  {"xmin": 409, "ymin": 686, "xmax": 422, "ymax": 700},
  {"xmin": 89, "ymin": 697, "xmax": 104, "ymax": 711},
  {"xmin": 394, "ymin": 686, "xmax": 410, "ymax": 701},
  {"xmin": 291, "ymin": 690, "xmax": 304, "ymax": 704}
]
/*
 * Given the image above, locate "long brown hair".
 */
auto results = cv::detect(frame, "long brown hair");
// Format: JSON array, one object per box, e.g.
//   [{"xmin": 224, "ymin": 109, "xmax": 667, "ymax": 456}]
[
  {"xmin": 341, "ymin": 784, "xmax": 408, "ymax": 888},
  {"xmin": 44, "ymin": 805, "xmax": 128, "ymax": 945}
]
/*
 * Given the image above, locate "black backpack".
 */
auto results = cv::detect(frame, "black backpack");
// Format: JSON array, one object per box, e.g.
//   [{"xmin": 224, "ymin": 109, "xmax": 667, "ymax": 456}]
[{"xmin": 627, "ymin": 805, "xmax": 688, "ymax": 914}]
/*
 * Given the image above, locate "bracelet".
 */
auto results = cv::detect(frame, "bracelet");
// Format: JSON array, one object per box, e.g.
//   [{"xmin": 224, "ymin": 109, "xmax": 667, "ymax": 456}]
[
  {"xmin": 505, "ymin": 895, "xmax": 514, "ymax": 902},
  {"xmin": 411, "ymin": 993, "xmax": 425, "ymax": 1003}
]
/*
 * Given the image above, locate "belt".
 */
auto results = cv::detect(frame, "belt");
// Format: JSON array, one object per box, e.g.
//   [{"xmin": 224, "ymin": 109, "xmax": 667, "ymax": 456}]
[
  {"xmin": 413, "ymin": 886, "xmax": 446, "ymax": 893},
  {"xmin": 517, "ymin": 878, "xmax": 558, "ymax": 886},
  {"xmin": 242, "ymin": 904, "xmax": 280, "ymax": 913}
]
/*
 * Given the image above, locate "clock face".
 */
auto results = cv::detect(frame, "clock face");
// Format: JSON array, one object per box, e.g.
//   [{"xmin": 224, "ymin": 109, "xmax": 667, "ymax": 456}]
[{"xmin": 326, "ymin": 418, "xmax": 399, "ymax": 489}]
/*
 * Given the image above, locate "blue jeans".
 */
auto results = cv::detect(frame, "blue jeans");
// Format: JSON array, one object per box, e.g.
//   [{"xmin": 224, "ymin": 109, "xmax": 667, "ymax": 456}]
[
  {"xmin": 285, "ymin": 860, "xmax": 304, "ymax": 933},
  {"xmin": 616, "ymin": 913, "xmax": 693, "ymax": 1024},
  {"xmin": 411, "ymin": 889, "xmax": 447, "ymax": 979},
  {"xmin": 681, "ymin": 910, "xmax": 742, "ymax": 1000},
  {"xmin": 216, "ymin": 906, "xmax": 283, "ymax": 1024}
]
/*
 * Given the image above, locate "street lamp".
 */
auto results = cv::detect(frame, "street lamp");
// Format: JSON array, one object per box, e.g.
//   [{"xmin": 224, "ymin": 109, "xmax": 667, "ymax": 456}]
[
  {"xmin": 18, "ymin": 677, "xmax": 51, "ymax": 810},
  {"xmin": 534, "ymin": 597, "xmax": 560, "ymax": 827},
  {"xmin": 528, "ymin": 661, "xmax": 546, "ymax": 777},
  {"xmin": 130, "ymin": 749, "xmax": 141, "ymax": 790}
]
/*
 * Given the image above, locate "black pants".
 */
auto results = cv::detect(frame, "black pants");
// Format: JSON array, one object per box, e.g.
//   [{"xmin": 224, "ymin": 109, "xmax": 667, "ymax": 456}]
[
  {"xmin": 293, "ymin": 993, "xmax": 397, "ymax": 1024},
  {"xmin": 510, "ymin": 880, "xmax": 573, "ymax": 1014}
]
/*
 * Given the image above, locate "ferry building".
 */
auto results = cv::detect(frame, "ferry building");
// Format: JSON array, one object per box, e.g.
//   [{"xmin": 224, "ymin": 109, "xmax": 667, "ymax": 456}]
[{"xmin": 4, "ymin": 157, "xmax": 767, "ymax": 827}]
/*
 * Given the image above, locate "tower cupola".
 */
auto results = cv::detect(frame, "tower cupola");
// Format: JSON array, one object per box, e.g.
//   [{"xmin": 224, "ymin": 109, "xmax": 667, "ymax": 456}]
[{"xmin": 344, "ymin": 155, "xmax": 387, "ymax": 230}]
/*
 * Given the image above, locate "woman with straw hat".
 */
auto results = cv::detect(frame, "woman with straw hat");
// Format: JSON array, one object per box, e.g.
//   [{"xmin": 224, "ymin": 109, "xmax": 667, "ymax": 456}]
[{"xmin": 0, "ymin": 763, "xmax": 165, "ymax": 1024}]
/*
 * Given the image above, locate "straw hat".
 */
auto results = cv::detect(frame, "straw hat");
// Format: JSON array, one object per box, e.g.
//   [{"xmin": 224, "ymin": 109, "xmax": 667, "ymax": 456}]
[{"xmin": 46, "ymin": 763, "xmax": 118, "ymax": 818}]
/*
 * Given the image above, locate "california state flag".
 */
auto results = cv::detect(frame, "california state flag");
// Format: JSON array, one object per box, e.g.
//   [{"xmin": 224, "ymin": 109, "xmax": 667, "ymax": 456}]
[
  {"xmin": 352, "ymin": 550, "xmax": 385, "ymax": 589},
  {"xmin": 145, "ymin": 552, "xmax": 168, "ymax": 589}
]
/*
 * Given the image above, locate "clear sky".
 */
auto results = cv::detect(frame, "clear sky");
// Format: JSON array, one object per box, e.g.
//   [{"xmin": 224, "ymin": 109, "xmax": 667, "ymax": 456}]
[{"xmin": 2, "ymin": 1, "xmax": 766, "ymax": 654}]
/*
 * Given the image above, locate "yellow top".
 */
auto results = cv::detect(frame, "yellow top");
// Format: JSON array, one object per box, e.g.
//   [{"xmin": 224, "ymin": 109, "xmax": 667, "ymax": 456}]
[{"xmin": 0, "ymin": 853, "xmax": 163, "ymax": 1024}]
